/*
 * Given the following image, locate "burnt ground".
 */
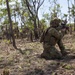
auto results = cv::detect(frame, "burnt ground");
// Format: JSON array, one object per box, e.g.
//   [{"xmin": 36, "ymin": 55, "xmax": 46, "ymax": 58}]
[{"xmin": 0, "ymin": 32, "xmax": 75, "ymax": 75}]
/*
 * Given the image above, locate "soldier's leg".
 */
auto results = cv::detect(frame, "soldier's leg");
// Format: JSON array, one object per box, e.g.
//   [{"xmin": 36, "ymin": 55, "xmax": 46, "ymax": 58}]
[
  {"xmin": 41, "ymin": 43, "xmax": 51, "ymax": 59},
  {"xmin": 57, "ymin": 39, "xmax": 68, "ymax": 56},
  {"xmin": 48, "ymin": 46, "xmax": 62, "ymax": 59},
  {"xmin": 41, "ymin": 46, "xmax": 62, "ymax": 60},
  {"xmin": 41, "ymin": 49, "xmax": 49, "ymax": 59}
]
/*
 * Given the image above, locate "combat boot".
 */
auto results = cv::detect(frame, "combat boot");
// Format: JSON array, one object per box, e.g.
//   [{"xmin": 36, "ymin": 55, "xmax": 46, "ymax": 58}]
[{"xmin": 61, "ymin": 50, "xmax": 68, "ymax": 56}]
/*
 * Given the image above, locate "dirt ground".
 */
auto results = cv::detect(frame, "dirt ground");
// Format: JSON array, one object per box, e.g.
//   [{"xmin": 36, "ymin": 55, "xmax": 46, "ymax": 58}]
[{"xmin": 0, "ymin": 32, "xmax": 75, "ymax": 75}]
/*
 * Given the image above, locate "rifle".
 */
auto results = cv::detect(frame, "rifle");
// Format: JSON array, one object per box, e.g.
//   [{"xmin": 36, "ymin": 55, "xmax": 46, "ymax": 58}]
[{"xmin": 56, "ymin": 21, "xmax": 68, "ymax": 31}]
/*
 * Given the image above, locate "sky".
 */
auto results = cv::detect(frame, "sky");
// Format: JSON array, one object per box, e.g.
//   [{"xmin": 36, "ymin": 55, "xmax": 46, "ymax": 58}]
[{"xmin": 38, "ymin": 0, "xmax": 74, "ymax": 20}]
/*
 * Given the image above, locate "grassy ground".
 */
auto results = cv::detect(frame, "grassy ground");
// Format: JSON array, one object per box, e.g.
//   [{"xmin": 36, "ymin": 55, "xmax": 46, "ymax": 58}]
[{"xmin": 0, "ymin": 32, "xmax": 75, "ymax": 75}]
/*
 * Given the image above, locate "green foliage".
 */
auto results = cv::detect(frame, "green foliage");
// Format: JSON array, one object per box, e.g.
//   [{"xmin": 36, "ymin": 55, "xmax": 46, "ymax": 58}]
[
  {"xmin": 63, "ymin": 64, "xmax": 73, "ymax": 70},
  {"xmin": 52, "ymin": 72, "xmax": 57, "ymax": 75},
  {"xmin": 40, "ymin": 19, "xmax": 47, "ymax": 30},
  {"xmin": 67, "ymin": 23, "xmax": 75, "ymax": 31},
  {"xmin": 12, "ymin": 22, "xmax": 18, "ymax": 29},
  {"xmin": 3, "ymin": 19, "xmax": 9, "ymax": 24},
  {"xmin": 43, "ymin": 13, "xmax": 50, "ymax": 21},
  {"xmin": 19, "ymin": 29, "xmax": 22, "ymax": 32},
  {"xmin": 23, "ymin": 12, "xmax": 29, "ymax": 17},
  {"xmin": 0, "ymin": 56, "xmax": 3, "ymax": 62},
  {"xmin": 4, "ymin": 39, "xmax": 11, "ymax": 44},
  {"xmin": 70, "ymin": 4, "xmax": 75, "ymax": 16},
  {"xmin": 0, "ymin": 0, "xmax": 45, "ymax": 32},
  {"xmin": 26, "ymin": 21, "xmax": 34, "ymax": 30}
]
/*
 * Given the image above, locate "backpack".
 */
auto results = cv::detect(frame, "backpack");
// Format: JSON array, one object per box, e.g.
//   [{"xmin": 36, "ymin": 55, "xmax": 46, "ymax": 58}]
[{"xmin": 40, "ymin": 27, "xmax": 50, "ymax": 42}]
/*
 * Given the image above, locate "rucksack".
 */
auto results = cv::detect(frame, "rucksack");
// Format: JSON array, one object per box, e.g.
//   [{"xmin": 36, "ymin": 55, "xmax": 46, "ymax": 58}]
[{"xmin": 40, "ymin": 27, "xmax": 50, "ymax": 42}]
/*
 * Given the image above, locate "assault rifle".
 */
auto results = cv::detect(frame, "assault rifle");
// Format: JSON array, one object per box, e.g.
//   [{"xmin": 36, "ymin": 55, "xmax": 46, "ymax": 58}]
[
  {"xmin": 56, "ymin": 21, "xmax": 69, "ymax": 36},
  {"xmin": 56, "ymin": 20, "xmax": 69, "ymax": 31}
]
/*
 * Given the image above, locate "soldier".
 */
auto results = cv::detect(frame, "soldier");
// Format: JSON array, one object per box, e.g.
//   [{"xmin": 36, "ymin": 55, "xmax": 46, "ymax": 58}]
[{"xmin": 40, "ymin": 18, "xmax": 68, "ymax": 60}]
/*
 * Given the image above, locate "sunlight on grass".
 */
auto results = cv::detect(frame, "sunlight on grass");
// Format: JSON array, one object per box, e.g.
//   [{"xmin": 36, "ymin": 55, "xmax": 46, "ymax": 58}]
[
  {"xmin": 4, "ymin": 39, "xmax": 11, "ymax": 44},
  {"xmin": 62, "ymin": 64, "xmax": 73, "ymax": 70}
]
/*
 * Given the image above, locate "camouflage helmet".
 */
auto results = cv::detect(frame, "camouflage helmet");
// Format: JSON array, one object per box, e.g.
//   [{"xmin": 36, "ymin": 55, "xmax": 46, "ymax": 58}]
[{"xmin": 50, "ymin": 18, "xmax": 61, "ymax": 27}]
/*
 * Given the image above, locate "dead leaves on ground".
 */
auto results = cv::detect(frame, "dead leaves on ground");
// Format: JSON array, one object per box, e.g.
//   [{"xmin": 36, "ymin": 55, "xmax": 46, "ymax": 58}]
[{"xmin": 0, "ymin": 33, "xmax": 75, "ymax": 74}]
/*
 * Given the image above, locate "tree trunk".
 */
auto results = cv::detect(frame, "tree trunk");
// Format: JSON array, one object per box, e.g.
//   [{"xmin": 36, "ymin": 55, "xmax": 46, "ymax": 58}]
[
  {"xmin": 33, "ymin": 18, "xmax": 39, "ymax": 40},
  {"xmin": 74, "ymin": 0, "xmax": 75, "ymax": 31},
  {"xmin": 6, "ymin": 0, "xmax": 17, "ymax": 48},
  {"xmin": 67, "ymin": 0, "xmax": 72, "ymax": 34},
  {"xmin": 74, "ymin": 17, "xmax": 75, "ymax": 31},
  {"xmin": 30, "ymin": 31, "xmax": 33, "ymax": 42}
]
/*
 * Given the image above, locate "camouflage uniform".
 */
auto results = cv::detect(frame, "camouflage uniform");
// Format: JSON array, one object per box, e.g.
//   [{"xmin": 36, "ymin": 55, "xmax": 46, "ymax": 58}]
[{"xmin": 40, "ymin": 18, "xmax": 67, "ymax": 60}]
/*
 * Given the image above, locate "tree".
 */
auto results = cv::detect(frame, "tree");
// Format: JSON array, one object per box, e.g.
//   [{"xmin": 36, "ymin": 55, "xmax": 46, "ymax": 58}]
[
  {"xmin": 48, "ymin": 0, "xmax": 61, "ymax": 21},
  {"xmin": 71, "ymin": 0, "xmax": 75, "ymax": 31},
  {"xmin": 6, "ymin": 0, "xmax": 17, "ymax": 48},
  {"xmin": 67, "ymin": 0, "xmax": 72, "ymax": 34},
  {"xmin": 43, "ymin": 13, "xmax": 50, "ymax": 25},
  {"xmin": 74, "ymin": 0, "xmax": 75, "ymax": 31},
  {"xmin": 23, "ymin": 0, "xmax": 44, "ymax": 39}
]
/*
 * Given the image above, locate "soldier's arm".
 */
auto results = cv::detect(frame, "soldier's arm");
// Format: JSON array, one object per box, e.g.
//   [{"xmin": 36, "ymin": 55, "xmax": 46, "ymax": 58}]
[{"xmin": 49, "ymin": 28, "xmax": 62, "ymax": 40}]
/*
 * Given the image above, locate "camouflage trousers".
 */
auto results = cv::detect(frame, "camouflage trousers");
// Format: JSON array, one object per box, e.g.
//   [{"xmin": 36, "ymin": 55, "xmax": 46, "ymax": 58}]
[
  {"xmin": 41, "ymin": 43, "xmax": 62, "ymax": 60},
  {"xmin": 57, "ymin": 39, "xmax": 67, "ymax": 56}
]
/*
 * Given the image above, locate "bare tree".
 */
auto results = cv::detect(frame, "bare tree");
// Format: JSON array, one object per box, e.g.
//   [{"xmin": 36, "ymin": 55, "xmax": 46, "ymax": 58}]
[
  {"xmin": 6, "ymin": 0, "xmax": 17, "ymax": 48},
  {"xmin": 67, "ymin": 0, "xmax": 72, "ymax": 34},
  {"xmin": 74, "ymin": 0, "xmax": 75, "ymax": 31},
  {"xmin": 25, "ymin": 0, "xmax": 44, "ymax": 39}
]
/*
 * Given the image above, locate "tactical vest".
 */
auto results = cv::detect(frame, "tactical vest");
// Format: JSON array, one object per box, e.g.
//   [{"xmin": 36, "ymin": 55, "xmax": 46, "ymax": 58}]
[{"xmin": 40, "ymin": 27, "xmax": 58, "ymax": 46}]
